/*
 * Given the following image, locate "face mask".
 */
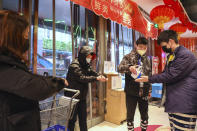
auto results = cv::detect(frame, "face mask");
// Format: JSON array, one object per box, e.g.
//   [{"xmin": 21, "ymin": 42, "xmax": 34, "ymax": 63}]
[
  {"xmin": 162, "ymin": 46, "xmax": 172, "ymax": 54},
  {"xmin": 137, "ymin": 49, "xmax": 146, "ymax": 56},
  {"xmin": 86, "ymin": 58, "xmax": 91, "ymax": 63},
  {"xmin": 22, "ymin": 39, "xmax": 30, "ymax": 53}
]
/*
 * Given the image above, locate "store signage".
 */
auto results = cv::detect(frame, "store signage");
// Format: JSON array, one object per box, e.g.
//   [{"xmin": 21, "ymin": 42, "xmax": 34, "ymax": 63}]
[
  {"xmin": 152, "ymin": 56, "xmax": 159, "ymax": 75},
  {"xmin": 91, "ymin": 0, "xmax": 133, "ymax": 27},
  {"xmin": 104, "ymin": 61, "xmax": 115, "ymax": 74},
  {"xmin": 111, "ymin": 75, "xmax": 122, "ymax": 90},
  {"xmin": 67, "ymin": 0, "xmax": 158, "ymax": 39}
]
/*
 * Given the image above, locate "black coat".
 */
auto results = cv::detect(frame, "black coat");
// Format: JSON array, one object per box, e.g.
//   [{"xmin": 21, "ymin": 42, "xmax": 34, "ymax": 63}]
[
  {"xmin": 0, "ymin": 53, "xmax": 66, "ymax": 131},
  {"xmin": 66, "ymin": 46, "xmax": 99, "ymax": 100},
  {"xmin": 118, "ymin": 50, "xmax": 152, "ymax": 97}
]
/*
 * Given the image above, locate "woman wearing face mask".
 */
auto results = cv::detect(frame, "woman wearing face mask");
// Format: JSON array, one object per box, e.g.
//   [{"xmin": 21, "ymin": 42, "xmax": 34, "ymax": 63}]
[
  {"xmin": 65, "ymin": 46, "xmax": 107, "ymax": 131},
  {"xmin": 0, "ymin": 10, "xmax": 68, "ymax": 131},
  {"xmin": 118, "ymin": 37, "xmax": 152, "ymax": 131}
]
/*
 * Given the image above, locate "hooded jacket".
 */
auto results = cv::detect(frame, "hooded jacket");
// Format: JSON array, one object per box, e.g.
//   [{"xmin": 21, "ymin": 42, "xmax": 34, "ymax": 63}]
[
  {"xmin": 66, "ymin": 46, "xmax": 99, "ymax": 100},
  {"xmin": 149, "ymin": 46, "xmax": 197, "ymax": 113},
  {"xmin": 118, "ymin": 50, "xmax": 152, "ymax": 97},
  {"xmin": 0, "ymin": 52, "xmax": 66, "ymax": 131}
]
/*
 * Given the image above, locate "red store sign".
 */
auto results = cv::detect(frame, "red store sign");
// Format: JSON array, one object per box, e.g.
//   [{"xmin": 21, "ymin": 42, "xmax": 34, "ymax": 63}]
[{"xmin": 66, "ymin": 0, "xmax": 158, "ymax": 39}]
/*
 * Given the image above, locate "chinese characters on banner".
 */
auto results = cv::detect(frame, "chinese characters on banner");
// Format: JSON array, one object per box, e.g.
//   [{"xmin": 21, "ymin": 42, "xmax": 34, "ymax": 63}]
[
  {"xmin": 91, "ymin": 0, "xmax": 158, "ymax": 39},
  {"xmin": 67, "ymin": 0, "xmax": 158, "ymax": 39}
]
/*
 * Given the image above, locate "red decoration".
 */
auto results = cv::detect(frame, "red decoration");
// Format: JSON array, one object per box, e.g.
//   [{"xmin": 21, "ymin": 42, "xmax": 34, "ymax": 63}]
[
  {"xmin": 174, "ymin": 4, "xmax": 183, "ymax": 17},
  {"xmin": 180, "ymin": 38, "xmax": 197, "ymax": 52},
  {"xmin": 163, "ymin": 0, "xmax": 197, "ymax": 33},
  {"xmin": 179, "ymin": 13, "xmax": 189, "ymax": 25},
  {"xmin": 169, "ymin": 23, "xmax": 187, "ymax": 39},
  {"xmin": 169, "ymin": 23, "xmax": 187, "ymax": 33},
  {"xmin": 67, "ymin": 0, "xmax": 158, "ymax": 39},
  {"xmin": 92, "ymin": 0, "xmax": 158, "ymax": 38},
  {"xmin": 163, "ymin": 0, "xmax": 178, "ymax": 6},
  {"xmin": 150, "ymin": 5, "xmax": 175, "ymax": 29}
]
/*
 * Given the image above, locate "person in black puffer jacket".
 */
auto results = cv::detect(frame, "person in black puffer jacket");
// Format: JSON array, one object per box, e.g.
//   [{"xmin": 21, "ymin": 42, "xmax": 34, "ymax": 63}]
[
  {"xmin": 0, "ymin": 10, "xmax": 68, "ymax": 131},
  {"xmin": 65, "ymin": 46, "xmax": 107, "ymax": 131}
]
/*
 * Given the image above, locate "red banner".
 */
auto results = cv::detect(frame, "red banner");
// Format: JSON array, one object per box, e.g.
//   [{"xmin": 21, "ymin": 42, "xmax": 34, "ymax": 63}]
[
  {"xmin": 68, "ymin": 0, "xmax": 158, "ymax": 39},
  {"xmin": 180, "ymin": 38, "xmax": 197, "ymax": 52},
  {"xmin": 91, "ymin": 0, "xmax": 132, "ymax": 27},
  {"xmin": 70, "ymin": 0, "xmax": 92, "ymax": 10}
]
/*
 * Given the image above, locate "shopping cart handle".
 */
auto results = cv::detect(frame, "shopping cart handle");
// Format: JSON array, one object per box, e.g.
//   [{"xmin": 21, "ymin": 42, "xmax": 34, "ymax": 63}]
[{"xmin": 63, "ymin": 88, "xmax": 80, "ymax": 99}]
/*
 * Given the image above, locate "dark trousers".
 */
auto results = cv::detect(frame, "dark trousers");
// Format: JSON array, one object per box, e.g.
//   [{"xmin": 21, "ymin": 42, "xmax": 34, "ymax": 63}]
[
  {"xmin": 126, "ymin": 94, "xmax": 148, "ymax": 130},
  {"xmin": 68, "ymin": 100, "xmax": 87, "ymax": 131}
]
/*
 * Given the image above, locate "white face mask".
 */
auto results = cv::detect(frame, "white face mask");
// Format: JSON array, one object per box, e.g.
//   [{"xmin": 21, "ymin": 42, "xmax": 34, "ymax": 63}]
[
  {"xmin": 137, "ymin": 49, "xmax": 146, "ymax": 56},
  {"xmin": 86, "ymin": 58, "xmax": 91, "ymax": 63}
]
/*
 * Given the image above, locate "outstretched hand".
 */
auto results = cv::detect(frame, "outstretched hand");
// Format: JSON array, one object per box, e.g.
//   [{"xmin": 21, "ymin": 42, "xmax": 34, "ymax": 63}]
[
  {"xmin": 135, "ymin": 76, "xmax": 149, "ymax": 82},
  {"xmin": 97, "ymin": 75, "xmax": 108, "ymax": 82},
  {"xmin": 129, "ymin": 66, "xmax": 137, "ymax": 74},
  {"xmin": 64, "ymin": 79, "xmax": 69, "ymax": 86}
]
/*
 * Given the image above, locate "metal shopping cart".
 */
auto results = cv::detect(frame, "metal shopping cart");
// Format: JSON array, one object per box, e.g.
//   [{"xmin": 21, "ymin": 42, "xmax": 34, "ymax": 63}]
[{"xmin": 39, "ymin": 88, "xmax": 80, "ymax": 131}]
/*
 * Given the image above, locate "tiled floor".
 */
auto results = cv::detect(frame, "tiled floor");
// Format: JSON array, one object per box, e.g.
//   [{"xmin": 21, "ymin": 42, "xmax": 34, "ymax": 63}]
[{"xmin": 89, "ymin": 105, "xmax": 170, "ymax": 131}]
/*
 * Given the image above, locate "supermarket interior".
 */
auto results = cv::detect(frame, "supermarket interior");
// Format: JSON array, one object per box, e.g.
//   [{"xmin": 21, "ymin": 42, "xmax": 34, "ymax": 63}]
[{"xmin": 1, "ymin": 0, "xmax": 197, "ymax": 131}]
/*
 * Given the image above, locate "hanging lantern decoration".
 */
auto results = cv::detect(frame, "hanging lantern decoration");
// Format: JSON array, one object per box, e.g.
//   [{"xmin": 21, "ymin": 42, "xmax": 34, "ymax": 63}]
[
  {"xmin": 169, "ymin": 23, "xmax": 187, "ymax": 39},
  {"xmin": 163, "ymin": 0, "xmax": 197, "ymax": 33},
  {"xmin": 150, "ymin": 5, "xmax": 175, "ymax": 29},
  {"xmin": 163, "ymin": 0, "xmax": 182, "ymax": 17}
]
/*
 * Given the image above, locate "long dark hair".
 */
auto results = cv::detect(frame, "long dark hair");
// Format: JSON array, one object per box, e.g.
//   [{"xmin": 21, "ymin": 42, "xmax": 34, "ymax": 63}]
[{"xmin": 0, "ymin": 10, "xmax": 29, "ymax": 62}]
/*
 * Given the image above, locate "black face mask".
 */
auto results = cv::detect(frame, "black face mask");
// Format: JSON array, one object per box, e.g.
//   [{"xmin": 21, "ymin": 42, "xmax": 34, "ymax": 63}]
[
  {"xmin": 22, "ymin": 39, "xmax": 30, "ymax": 53},
  {"xmin": 162, "ymin": 46, "xmax": 172, "ymax": 54}
]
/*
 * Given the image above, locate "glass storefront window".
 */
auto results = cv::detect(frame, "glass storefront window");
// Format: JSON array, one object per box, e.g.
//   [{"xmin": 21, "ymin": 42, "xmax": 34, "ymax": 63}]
[
  {"xmin": 87, "ymin": 10, "xmax": 100, "ymax": 119},
  {"xmin": 36, "ymin": 0, "xmax": 73, "ymax": 78},
  {"xmin": 110, "ymin": 21, "xmax": 134, "ymax": 88},
  {"xmin": 73, "ymin": 5, "xmax": 86, "ymax": 57},
  {"xmin": 110, "ymin": 21, "xmax": 133, "ymax": 70},
  {"xmin": 37, "ymin": 0, "xmax": 53, "ymax": 76},
  {"xmin": 55, "ymin": 0, "xmax": 72, "ymax": 78},
  {"xmin": 2, "ymin": 0, "xmax": 19, "ymax": 11},
  {"xmin": 111, "ymin": 21, "xmax": 117, "ymax": 67},
  {"xmin": 119, "ymin": 25, "xmax": 124, "ymax": 65}
]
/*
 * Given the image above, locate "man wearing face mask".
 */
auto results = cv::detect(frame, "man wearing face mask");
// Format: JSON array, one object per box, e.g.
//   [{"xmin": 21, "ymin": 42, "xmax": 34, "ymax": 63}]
[
  {"xmin": 136, "ymin": 30, "xmax": 197, "ymax": 131},
  {"xmin": 118, "ymin": 37, "xmax": 152, "ymax": 131},
  {"xmin": 65, "ymin": 46, "xmax": 107, "ymax": 131}
]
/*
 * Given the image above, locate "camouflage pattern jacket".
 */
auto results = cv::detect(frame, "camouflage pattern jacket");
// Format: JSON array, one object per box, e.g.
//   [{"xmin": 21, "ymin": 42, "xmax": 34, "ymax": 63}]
[{"xmin": 118, "ymin": 50, "xmax": 152, "ymax": 97}]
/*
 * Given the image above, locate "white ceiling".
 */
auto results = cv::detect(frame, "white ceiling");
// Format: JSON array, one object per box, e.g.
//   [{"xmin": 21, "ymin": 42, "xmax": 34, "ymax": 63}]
[
  {"xmin": 132, "ymin": 0, "xmax": 197, "ymax": 38},
  {"xmin": 132, "ymin": 0, "xmax": 164, "ymax": 14}
]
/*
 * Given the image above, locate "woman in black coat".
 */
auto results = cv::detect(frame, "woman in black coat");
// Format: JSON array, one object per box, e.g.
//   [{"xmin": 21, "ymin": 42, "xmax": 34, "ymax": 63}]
[{"xmin": 0, "ymin": 10, "xmax": 68, "ymax": 131}]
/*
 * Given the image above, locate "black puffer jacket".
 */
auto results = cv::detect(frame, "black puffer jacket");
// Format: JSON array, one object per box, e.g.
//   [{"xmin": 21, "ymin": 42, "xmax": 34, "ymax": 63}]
[
  {"xmin": 118, "ymin": 50, "xmax": 152, "ymax": 97},
  {"xmin": 0, "ymin": 53, "xmax": 66, "ymax": 131},
  {"xmin": 65, "ymin": 46, "xmax": 99, "ymax": 100}
]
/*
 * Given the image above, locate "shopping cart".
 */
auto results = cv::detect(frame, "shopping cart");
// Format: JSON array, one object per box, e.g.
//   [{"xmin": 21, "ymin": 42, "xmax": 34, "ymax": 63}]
[{"xmin": 39, "ymin": 88, "xmax": 80, "ymax": 131}]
